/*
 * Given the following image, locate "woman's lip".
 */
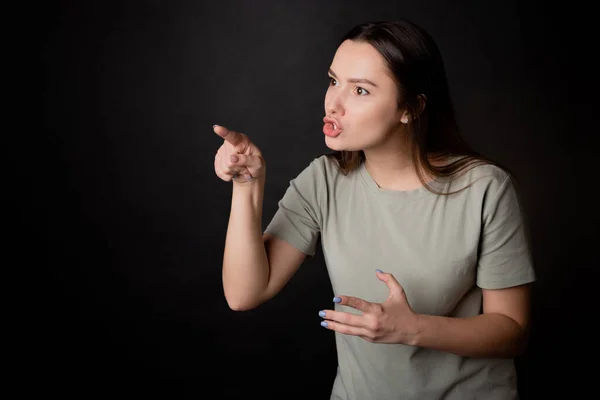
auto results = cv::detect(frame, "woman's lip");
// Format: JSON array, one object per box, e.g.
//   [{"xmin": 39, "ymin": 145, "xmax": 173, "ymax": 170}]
[
  {"xmin": 323, "ymin": 116, "xmax": 343, "ymax": 130},
  {"xmin": 323, "ymin": 122, "xmax": 343, "ymax": 137}
]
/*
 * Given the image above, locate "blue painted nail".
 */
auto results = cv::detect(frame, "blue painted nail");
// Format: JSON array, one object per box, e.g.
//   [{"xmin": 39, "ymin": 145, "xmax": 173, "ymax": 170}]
[
  {"xmin": 333, "ymin": 297, "xmax": 342, "ymax": 303},
  {"xmin": 319, "ymin": 310, "xmax": 326, "ymax": 317},
  {"xmin": 321, "ymin": 321, "xmax": 328, "ymax": 328},
  {"xmin": 376, "ymin": 269, "xmax": 383, "ymax": 273}
]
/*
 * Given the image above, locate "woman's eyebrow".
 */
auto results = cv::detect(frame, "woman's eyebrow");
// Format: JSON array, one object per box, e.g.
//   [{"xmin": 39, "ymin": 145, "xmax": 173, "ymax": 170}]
[{"xmin": 328, "ymin": 68, "xmax": 378, "ymax": 88}]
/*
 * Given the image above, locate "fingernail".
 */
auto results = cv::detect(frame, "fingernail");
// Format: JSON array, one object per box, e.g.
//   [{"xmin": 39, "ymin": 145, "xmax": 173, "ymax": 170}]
[
  {"xmin": 318, "ymin": 310, "xmax": 326, "ymax": 317},
  {"xmin": 213, "ymin": 124, "xmax": 218, "ymax": 128},
  {"xmin": 230, "ymin": 155, "xmax": 239, "ymax": 163},
  {"xmin": 376, "ymin": 269, "xmax": 383, "ymax": 273},
  {"xmin": 320, "ymin": 321, "xmax": 328, "ymax": 328},
  {"xmin": 333, "ymin": 297, "xmax": 342, "ymax": 303}
]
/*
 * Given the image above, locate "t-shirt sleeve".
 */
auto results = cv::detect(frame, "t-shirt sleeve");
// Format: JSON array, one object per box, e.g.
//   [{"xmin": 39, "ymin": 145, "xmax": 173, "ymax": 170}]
[
  {"xmin": 263, "ymin": 158, "xmax": 323, "ymax": 257},
  {"xmin": 476, "ymin": 173, "xmax": 536, "ymax": 289}
]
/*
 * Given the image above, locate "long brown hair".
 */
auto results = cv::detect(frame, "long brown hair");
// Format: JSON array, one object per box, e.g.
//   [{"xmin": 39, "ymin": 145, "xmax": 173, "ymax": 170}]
[{"xmin": 324, "ymin": 20, "xmax": 517, "ymax": 196}]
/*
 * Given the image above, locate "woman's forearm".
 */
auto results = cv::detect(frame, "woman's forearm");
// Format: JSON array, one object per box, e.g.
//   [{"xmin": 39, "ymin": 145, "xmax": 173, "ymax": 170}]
[
  {"xmin": 222, "ymin": 176, "xmax": 270, "ymax": 311},
  {"xmin": 412, "ymin": 312, "xmax": 528, "ymax": 358}
]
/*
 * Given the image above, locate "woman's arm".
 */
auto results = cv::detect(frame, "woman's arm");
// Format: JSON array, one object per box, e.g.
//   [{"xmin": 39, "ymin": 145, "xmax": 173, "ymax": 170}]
[
  {"xmin": 320, "ymin": 272, "xmax": 531, "ymax": 358},
  {"xmin": 412, "ymin": 283, "xmax": 531, "ymax": 358}
]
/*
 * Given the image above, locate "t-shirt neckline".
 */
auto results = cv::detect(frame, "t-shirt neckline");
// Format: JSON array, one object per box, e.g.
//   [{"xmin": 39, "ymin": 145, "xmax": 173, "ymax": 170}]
[{"xmin": 358, "ymin": 161, "xmax": 446, "ymax": 200}]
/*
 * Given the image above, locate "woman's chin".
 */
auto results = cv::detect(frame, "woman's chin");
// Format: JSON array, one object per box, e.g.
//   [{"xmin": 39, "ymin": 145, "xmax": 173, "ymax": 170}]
[
  {"xmin": 325, "ymin": 134, "xmax": 350, "ymax": 150},
  {"xmin": 325, "ymin": 137, "xmax": 364, "ymax": 152},
  {"xmin": 325, "ymin": 141, "xmax": 347, "ymax": 151}
]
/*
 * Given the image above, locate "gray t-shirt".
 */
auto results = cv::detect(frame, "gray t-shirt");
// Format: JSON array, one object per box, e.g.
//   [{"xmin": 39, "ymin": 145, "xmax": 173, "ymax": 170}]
[{"xmin": 264, "ymin": 154, "xmax": 535, "ymax": 400}]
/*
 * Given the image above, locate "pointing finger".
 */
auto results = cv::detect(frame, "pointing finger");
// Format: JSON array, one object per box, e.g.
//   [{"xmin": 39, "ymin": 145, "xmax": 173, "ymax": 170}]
[{"xmin": 213, "ymin": 124, "xmax": 245, "ymax": 146}]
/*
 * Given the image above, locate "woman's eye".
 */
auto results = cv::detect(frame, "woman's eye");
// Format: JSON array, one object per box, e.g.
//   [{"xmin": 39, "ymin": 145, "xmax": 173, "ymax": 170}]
[{"xmin": 327, "ymin": 77, "xmax": 368, "ymax": 96}]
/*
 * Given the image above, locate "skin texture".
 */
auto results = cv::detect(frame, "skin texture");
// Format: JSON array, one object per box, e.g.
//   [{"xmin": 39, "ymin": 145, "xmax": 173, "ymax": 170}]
[{"xmin": 324, "ymin": 39, "xmax": 429, "ymax": 191}]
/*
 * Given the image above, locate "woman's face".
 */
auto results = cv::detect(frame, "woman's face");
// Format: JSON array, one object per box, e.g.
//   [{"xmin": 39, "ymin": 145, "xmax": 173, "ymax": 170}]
[{"xmin": 323, "ymin": 40, "xmax": 407, "ymax": 151}]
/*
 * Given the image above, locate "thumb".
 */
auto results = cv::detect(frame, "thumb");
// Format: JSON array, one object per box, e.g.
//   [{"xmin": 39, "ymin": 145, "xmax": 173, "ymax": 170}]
[{"xmin": 375, "ymin": 270, "xmax": 404, "ymax": 298}]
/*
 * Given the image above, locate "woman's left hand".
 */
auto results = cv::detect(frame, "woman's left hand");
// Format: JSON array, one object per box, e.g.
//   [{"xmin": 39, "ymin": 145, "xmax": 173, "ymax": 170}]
[{"xmin": 319, "ymin": 270, "xmax": 420, "ymax": 345}]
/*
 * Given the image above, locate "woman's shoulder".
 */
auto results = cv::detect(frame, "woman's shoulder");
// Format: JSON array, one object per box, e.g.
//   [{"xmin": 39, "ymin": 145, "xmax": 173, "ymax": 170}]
[
  {"xmin": 295, "ymin": 154, "xmax": 330, "ymax": 176},
  {"xmin": 449, "ymin": 155, "xmax": 516, "ymax": 196},
  {"xmin": 290, "ymin": 154, "xmax": 337, "ymax": 187},
  {"xmin": 301, "ymin": 153, "xmax": 346, "ymax": 178},
  {"xmin": 286, "ymin": 153, "xmax": 353, "ymax": 196}
]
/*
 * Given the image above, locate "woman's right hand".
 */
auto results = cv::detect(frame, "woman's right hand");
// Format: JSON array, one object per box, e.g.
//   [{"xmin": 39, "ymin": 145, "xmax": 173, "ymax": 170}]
[{"xmin": 213, "ymin": 124, "xmax": 266, "ymax": 183}]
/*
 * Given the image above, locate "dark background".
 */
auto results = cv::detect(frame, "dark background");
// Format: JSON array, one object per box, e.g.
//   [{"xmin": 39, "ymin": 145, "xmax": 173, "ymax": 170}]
[{"xmin": 34, "ymin": 0, "xmax": 597, "ymax": 398}]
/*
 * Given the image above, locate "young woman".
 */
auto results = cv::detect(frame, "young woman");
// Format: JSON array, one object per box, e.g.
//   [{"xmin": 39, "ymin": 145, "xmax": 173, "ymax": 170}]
[{"xmin": 213, "ymin": 19, "xmax": 535, "ymax": 400}]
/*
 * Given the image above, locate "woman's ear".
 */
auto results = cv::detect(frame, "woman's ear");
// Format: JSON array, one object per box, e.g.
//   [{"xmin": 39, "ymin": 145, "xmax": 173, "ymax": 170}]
[
  {"xmin": 416, "ymin": 94, "xmax": 427, "ymax": 116},
  {"xmin": 400, "ymin": 95, "xmax": 427, "ymax": 124},
  {"xmin": 401, "ymin": 112, "xmax": 410, "ymax": 124}
]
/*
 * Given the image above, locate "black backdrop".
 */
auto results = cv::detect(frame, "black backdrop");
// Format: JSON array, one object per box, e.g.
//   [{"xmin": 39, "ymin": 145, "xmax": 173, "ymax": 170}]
[{"xmin": 35, "ymin": 1, "xmax": 597, "ymax": 398}]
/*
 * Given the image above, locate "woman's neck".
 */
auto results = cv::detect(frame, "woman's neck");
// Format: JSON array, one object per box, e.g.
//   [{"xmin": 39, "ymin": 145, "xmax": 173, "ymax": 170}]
[{"xmin": 363, "ymin": 149, "xmax": 442, "ymax": 191}]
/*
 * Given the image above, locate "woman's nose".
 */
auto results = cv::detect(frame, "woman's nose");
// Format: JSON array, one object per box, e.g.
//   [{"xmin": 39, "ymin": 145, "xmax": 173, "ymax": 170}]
[{"xmin": 326, "ymin": 92, "xmax": 345, "ymax": 116}]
